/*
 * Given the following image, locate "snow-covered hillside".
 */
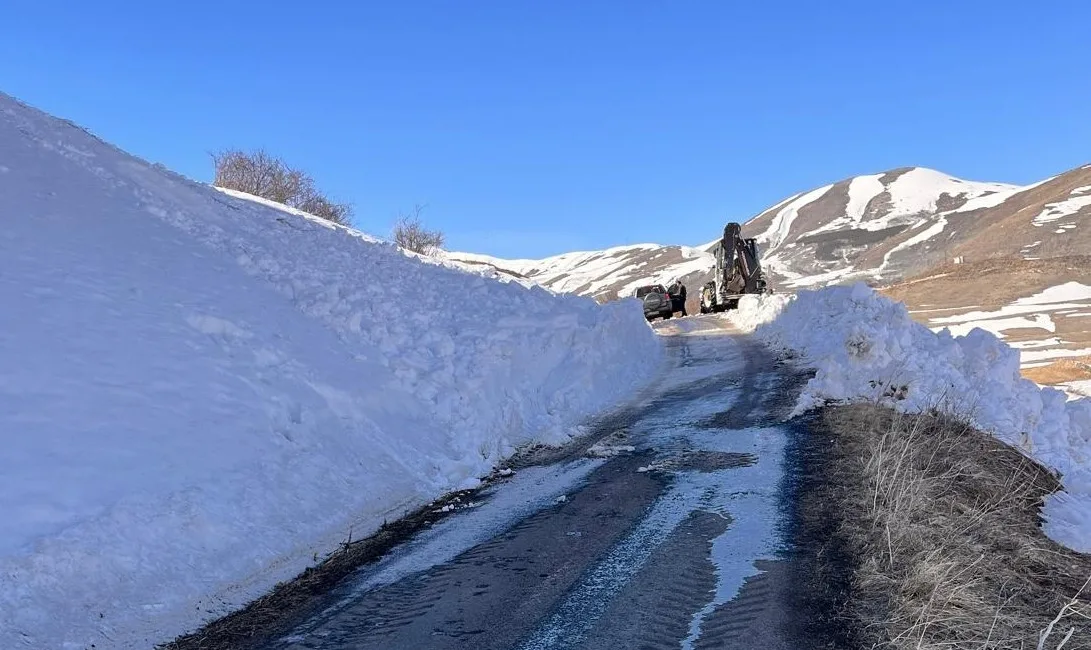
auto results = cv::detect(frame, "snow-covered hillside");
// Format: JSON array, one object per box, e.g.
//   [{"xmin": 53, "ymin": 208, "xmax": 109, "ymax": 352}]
[
  {"xmin": 727, "ymin": 287, "xmax": 1091, "ymax": 553},
  {"xmin": 0, "ymin": 93, "xmax": 662, "ymax": 649},
  {"xmin": 454, "ymin": 164, "xmax": 1091, "ymax": 303},
  {"xmin": 744, "ymin": 167, "xmax": 1026, "ymax": 287},
  {"xmin": 448, "ymin": 244, "xmax": 714, "ymax": 303},
  {"xmin": 451, "ymin": 166, "xmax": 1024, "ymax": 297}
]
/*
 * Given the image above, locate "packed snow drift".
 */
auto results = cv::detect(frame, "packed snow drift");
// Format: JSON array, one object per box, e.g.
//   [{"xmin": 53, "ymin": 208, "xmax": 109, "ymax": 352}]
[
  {"xmin": 728, "ymin": 287, "xmax": 1091, "ymax": 552},
  {"xmin": 0, "ymin": 93, "xmax": 662, "ymax": 648}
]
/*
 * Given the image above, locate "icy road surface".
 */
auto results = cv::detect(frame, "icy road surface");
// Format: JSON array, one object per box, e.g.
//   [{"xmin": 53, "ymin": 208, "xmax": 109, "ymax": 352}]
[{"xmin": 272, "ymin": 318, "xmax": 812, "ymax": 649}]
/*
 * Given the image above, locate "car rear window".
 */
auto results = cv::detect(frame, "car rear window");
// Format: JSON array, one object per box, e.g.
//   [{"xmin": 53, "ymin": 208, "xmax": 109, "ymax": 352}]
[{"xmin": 636, "ymin": 285, "xmax": 668, "ymax": 298}]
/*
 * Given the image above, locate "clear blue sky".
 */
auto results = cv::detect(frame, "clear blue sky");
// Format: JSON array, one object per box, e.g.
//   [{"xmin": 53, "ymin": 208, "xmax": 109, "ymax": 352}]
[{"xmin": 2, "ymin": 1, "xmax": 1088, "ymax": 258}]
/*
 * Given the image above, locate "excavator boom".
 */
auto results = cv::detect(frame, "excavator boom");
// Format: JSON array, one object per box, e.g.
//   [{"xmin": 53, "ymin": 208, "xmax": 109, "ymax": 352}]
[{"xmin": 701, "ymin": 222, "xmax": 769, "ymax": 313}]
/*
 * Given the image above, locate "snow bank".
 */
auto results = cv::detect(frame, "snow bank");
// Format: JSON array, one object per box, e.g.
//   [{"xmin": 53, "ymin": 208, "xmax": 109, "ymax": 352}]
[
  {"xmin": 730, "ymin": 287, "xmax": 1091, "ymax": 552},
  {"xmin": 0, "ymin": 92, "xmax": 662, "ymax": 648}
]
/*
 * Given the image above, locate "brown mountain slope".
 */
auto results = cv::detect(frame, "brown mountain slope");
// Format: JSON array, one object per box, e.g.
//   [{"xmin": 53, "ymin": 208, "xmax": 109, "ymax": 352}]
[{"xmin": 880, "ymin": 256, "xmax": 1091, "ymax": 395}]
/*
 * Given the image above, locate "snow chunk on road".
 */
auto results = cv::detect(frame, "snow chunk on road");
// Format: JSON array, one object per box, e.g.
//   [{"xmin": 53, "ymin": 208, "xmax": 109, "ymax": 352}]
[
  {"xmin": 0, "ymin": 92, "xmax": 663, "ymax": 649},
  {"xmin": 725, "ymin": 293, "xmax": 795, "ymax": 332},
  {"xmin": 731, "ymin": 286, "xmax": 1091, "ymax": 552}
]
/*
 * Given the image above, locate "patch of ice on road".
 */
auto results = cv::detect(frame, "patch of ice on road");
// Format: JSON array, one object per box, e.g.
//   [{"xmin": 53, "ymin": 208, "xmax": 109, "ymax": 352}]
[
  {"xmin": 586, "ymin": 442, "xmax": 636, "ymax": 457},
  {"xmin": 519, "ymin": 424, "xmax": 788, "ymax": 650},
  {"xmin": 520, "ymin": 330, "xmax": 788, "ymax": 649},
  {"xmin": 681, "ymin": 427, "xmax": 787, "ymax": 649},
  {"xmin": 316, "ymin": 459, "xmax": 603, "ymax": 615}
]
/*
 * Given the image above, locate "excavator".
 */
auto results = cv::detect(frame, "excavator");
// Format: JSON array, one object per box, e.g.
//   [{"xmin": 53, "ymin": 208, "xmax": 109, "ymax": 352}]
[{"xmin": 699, "ymin": 222, "xmax": 770, "ymax": 313}]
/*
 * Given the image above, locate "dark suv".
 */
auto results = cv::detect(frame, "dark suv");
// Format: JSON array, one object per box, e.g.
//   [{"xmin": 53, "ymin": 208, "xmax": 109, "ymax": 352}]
[{"xmin": 635, "ymin": 284, "xmax": 673, "ymax": 321}]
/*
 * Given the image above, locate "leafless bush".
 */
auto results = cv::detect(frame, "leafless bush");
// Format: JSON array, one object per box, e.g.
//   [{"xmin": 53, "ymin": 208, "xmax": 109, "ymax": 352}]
[
  {"xmin": 392, "ymin": 205, "xmax": 445, "ymax": 255},
  {"xmin": 211, "ymin": 148, "xmax": 352, "ymax": 226}
]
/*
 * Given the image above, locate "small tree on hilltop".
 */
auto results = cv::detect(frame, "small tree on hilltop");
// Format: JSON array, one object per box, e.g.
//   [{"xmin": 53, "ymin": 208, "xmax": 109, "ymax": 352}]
[
  {"xmin": 393, "ymin": 205, "xmax": 445, "ymax": 255},
  {"xmin": 211, "ymin": 148, "xmax": 353, "ymax": 226}
]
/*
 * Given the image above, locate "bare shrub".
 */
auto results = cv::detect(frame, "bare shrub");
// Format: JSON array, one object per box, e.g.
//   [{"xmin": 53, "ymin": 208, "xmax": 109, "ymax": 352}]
[
  {"xmin": 392, "ymin": 205, "xmax": 444, "ymax": 255},
  {"xmin": 211, "ymin": 148, "xmax": 352, "ymax": 225}
]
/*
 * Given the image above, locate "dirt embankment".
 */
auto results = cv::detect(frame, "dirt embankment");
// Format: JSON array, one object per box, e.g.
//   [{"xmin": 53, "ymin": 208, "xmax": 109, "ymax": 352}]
[{"xmin": 797, "ymin": 403, "xmax": 1091, "ymax": 649}]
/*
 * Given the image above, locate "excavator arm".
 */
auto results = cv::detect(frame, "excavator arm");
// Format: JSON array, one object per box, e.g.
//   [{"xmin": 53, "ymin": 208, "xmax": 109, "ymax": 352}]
[{"xmin": 701, "ymin": 222, "xmax": 768, "ymax": 313}]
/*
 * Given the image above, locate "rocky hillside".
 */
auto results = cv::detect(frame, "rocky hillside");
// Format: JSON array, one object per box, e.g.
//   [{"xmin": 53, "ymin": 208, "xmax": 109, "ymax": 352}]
[{"xmin": 747, "ymin": 164, "xmax": 1091, "ymax": 288}]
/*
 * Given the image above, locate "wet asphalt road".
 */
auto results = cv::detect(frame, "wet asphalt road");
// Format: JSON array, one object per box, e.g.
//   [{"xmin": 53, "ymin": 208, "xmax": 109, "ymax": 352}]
[{"xmin": 272, "ymin": 317, "xmax": 811, "ymax": 650}]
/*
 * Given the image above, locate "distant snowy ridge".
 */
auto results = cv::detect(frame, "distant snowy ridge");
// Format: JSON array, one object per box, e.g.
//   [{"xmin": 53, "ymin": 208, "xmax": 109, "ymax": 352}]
[
  {"xmin": 452, "ymin": 163, "xmax": 1091, "ymax": 303},
  {"xmin": 747, "ymin": 167, "xmax": 1027, "ymax": 288},
  {"xmin": 728, "ymin": 287, "xmax": 1091, "ymax": 552},
  {"xmin": 0, "ymin": 91, "xmax": 662, "ymax": 649},
  {"xmin": 446, "ymin": 243, "xmax": 715, "ymax": 302}
]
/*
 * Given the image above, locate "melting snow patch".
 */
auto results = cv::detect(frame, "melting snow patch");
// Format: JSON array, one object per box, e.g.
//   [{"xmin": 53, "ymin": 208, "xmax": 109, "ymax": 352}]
[
  {"xmin": 1010, "ymin": 337, "xmax": 1064, "ymax": 349},
  {"xmin": 933, "ymin": 313, "xmax": 1056, "ymax": 337},
  {"xmin": 756, "ymin": 184, "xmax": 833, "ymax": 249},
  {"xmin": 1034, "ymin": 193, "xmax": 1091, "ymax": 226},
  {"xmin": 1020, "ymin": 347, "xmax": 1091, "ymax": 363},
  {"xmin": 922, "ymin": 283, "xmax": 1091, "ymax": 342},
  {"xmin": 1018, "ymin": 282, "xmax": 1091, "ymax": 304}
]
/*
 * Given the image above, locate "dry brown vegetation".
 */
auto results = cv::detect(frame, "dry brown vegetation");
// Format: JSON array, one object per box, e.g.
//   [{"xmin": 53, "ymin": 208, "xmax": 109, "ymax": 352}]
[
  {"xmin": 212, "ymin": 148, "xmax": 353, "ymax": 225},
  {"xmin": 881, "ymin": 255, "xmax": 1091, "ymax": 312},
  {"xmin": 1023, "ymin": 356, "xmax": 1091, "ymax": 386},
  {"xmin": 392, "ymin": 204, "xmax": 445, "ymax": 255},
  {"xmin": 815, "ymin": 404, "xmax": 1091, "ymax": 649}
]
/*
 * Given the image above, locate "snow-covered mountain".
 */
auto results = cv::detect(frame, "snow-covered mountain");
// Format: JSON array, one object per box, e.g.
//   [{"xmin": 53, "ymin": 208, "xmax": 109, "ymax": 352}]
[
  {"xmin": 452, "ymin": 164, "xmax": 1091, "ymax": 297},
  {"xmin": 746, "ymin": 166, "xmax": 1021, "ymax": 286},
  {"xmin": 450, "ymin": 244, "xmax": 715, "ymax": 303},
  {"xmin": 749, "ymin": 165, "xmax": 1091, "ymax": 288}
]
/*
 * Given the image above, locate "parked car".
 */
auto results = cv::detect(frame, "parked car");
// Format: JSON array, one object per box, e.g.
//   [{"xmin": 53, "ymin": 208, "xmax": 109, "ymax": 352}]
[{"xmin": 634, "ymin": 284, "xmax": 673, "ymax": 321}]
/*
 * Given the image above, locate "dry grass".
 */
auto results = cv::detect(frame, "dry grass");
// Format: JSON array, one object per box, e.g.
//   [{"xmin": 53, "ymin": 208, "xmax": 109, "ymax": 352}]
[
  {"xmin": 1023, "ymin": 357, "xmax": 1091, "ymax": 386},
  {"xmin": 880, "ymin": 255, "xmax": 1091, "ymax": 312},
  {"xmin": 818, "ymin": 404, "xmax": 1091, "ymax": 649}
]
